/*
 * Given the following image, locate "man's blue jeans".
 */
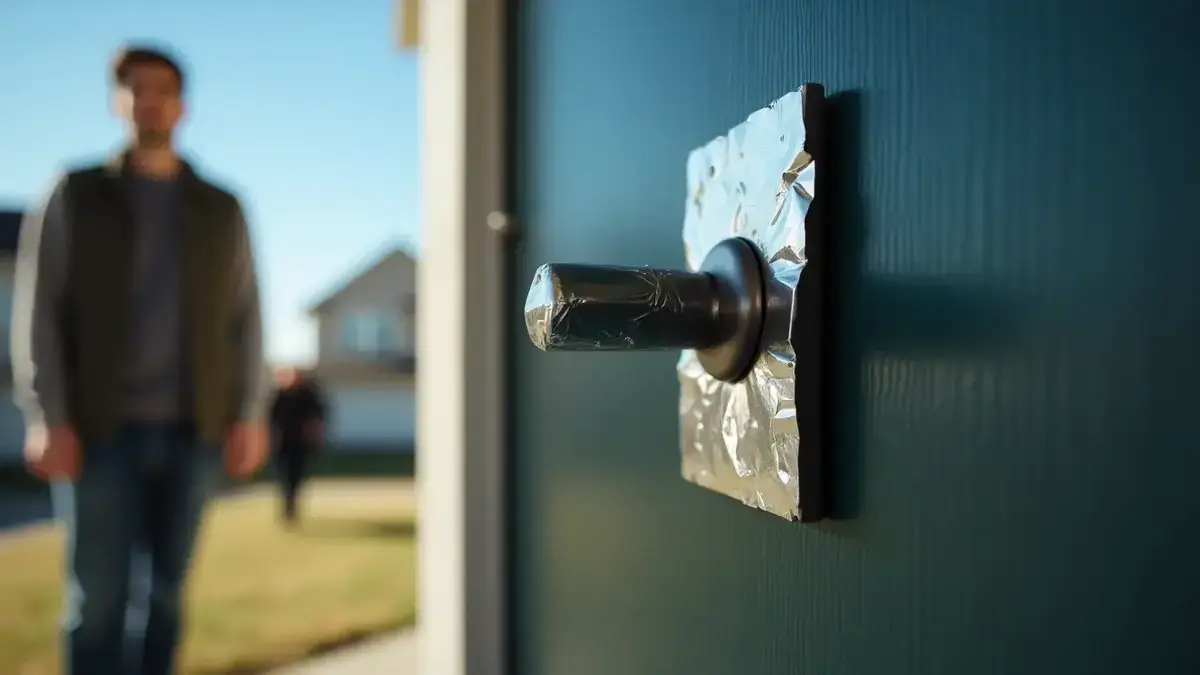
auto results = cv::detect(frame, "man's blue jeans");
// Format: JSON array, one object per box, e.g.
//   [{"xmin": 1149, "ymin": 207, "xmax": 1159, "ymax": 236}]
[{"xmin": 51, "ymin": 423, "xmax": 218, "ymax": 675}]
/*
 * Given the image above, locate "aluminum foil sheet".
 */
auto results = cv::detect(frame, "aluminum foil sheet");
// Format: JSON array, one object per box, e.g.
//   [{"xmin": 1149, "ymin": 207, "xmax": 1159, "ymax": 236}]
[{"xmin": 680, "ymin": 87, "xmax": 817, "ymax": 521}]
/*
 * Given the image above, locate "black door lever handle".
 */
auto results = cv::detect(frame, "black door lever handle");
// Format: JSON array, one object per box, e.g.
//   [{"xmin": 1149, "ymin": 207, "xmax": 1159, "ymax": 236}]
[{"xmin": 524, "ymin": 237, "xmax": 767, "ymax": 383}]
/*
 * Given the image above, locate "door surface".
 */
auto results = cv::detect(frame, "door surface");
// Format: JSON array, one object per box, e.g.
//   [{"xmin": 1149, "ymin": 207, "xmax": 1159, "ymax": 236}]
[{"xmin": 507, "ymin": 1, "xmax": 1200, "ymax": 673}]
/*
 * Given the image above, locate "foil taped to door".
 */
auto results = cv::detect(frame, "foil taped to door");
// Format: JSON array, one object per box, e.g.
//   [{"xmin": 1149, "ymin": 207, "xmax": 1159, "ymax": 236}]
[{"xmin": 679, "ymin": 86, "xmax": 822, "ymax": 521}]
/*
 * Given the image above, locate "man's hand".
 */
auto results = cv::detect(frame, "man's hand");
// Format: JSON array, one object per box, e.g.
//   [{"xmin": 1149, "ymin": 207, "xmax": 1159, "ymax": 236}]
[
  {"xmin": 224, "ymin": 421, "xmax": 269, "ymax": 479},
  {"xmin": 25, "ymin": 424, "xmax": 81, "ymax": 481}
]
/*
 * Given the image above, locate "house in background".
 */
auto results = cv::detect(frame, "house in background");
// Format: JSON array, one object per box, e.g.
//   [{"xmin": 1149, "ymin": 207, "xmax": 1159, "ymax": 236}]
[
  {"xmin": 0, "ymin": 210, "xmax": 25, "ymax": 463},
  {"xmin": 304, "ymin": 246, "xmax": 417, "ymax": 453}
]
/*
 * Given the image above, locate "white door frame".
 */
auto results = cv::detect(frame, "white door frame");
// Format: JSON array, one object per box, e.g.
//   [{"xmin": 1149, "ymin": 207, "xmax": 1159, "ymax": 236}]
[{"xmin": 416, "ymin": 0, "xmax": 509, "ymax": 674}]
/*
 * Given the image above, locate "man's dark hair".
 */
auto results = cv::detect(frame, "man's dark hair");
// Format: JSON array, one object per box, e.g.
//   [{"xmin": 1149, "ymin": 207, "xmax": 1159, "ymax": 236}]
[{"xmin": 111, "ymin": 45, "xmax": 186, "ymax": 92}]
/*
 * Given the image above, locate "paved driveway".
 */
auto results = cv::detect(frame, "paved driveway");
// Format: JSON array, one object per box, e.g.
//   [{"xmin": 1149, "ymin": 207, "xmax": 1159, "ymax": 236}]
[{"xmin": 268, "ymin": 630, "xmax": 416, "ymax": 675}]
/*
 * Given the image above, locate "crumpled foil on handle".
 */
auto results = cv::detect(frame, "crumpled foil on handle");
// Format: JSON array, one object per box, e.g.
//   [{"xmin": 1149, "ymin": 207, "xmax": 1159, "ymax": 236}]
[
  {"xmin": 680, "ymin": 88, "xmax": 816, "ymax": 521},
  {"xmin": 525, "ymin": 263, "xmax": 718, "ymax": 352}
]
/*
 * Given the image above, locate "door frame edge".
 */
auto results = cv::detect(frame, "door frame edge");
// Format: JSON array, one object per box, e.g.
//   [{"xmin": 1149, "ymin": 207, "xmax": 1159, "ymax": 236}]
[{"xmin": 417, "ymin": 0, "xmax": 509, "ymax": 672}]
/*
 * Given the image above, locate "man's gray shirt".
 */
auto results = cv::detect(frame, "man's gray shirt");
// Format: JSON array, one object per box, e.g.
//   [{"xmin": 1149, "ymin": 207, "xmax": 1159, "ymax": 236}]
[{"xmin": 10, "ymin": 171, "xmax": 267, "ymax": 429}]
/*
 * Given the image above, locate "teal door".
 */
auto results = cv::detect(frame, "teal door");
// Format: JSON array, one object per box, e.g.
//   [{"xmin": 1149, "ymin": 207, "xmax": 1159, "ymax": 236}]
[{"xmin": 508, "ymin": 1, "xmax": 1200, "ymax": 673}]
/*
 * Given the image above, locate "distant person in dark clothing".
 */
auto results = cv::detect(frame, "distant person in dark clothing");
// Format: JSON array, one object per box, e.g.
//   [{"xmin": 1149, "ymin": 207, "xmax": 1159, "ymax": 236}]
[{"xmin": 268, "ymin": 366, "xmax": 327, "ymax": 525}]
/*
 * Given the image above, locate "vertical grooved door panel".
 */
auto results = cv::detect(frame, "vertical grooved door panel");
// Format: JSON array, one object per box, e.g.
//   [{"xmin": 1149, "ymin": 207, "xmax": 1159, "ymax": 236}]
[{"xmin": 508, "ymin": 1, "xmax": 1200, "ymax": 673}]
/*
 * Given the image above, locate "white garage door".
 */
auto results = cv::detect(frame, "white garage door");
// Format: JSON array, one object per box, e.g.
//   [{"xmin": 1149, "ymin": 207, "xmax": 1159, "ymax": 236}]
[{"xmin": 327, "ymin": 386, "xmax": 416, "ymax": 450}]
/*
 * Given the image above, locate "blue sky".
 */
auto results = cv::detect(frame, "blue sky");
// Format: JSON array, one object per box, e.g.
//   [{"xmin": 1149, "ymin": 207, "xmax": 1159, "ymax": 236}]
[{"xmin": 0, "ymin": 1, "xmax": 420, "ymax": 364}]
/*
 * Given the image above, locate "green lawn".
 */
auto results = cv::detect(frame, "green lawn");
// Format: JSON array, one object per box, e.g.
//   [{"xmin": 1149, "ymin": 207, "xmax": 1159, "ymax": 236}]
[{"xmin": 0, "ymin": 479, "xmax": 417, "ymax": 675}]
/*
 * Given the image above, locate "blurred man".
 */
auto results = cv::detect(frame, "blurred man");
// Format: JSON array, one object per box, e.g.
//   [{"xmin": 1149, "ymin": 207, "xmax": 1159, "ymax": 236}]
[
  {"xmin": 10, "ymin": 45, "xmax": 268, "ymax": 675},
  {"xmin": 268, "ymin": 366, "xmax": 327, "ymax": 525}
]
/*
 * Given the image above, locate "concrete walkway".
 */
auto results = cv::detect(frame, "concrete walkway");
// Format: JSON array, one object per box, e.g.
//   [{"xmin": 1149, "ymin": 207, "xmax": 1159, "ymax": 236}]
[{"xmin": 268, "ymin": 630, "xmax": 417, "ymax": 675}]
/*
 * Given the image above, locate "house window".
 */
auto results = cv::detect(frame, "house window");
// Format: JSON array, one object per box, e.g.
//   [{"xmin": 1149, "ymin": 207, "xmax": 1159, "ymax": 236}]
[
  {"xmin": 339, "ymin": 310, "xmax": 395, "ymax": 357},
  {"xmin": 394, "ymin": 294, "xmax": 415, "ymax": 352},
  {"xmin": 394, "ymin": 311, "xmax": 409, "ymax": 352}
]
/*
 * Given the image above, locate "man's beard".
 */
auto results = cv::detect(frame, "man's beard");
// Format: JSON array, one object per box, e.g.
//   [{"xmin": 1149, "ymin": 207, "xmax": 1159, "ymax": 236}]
[{"xmin": 135, "ymin": 128, "xmax": 172, "ymax": 149}]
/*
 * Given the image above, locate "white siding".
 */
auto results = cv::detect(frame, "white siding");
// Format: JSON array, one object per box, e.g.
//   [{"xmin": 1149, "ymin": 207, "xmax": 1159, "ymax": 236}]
[{"xmin": 326, "ymin": 385, "xmax": 416, "ymax": 450}]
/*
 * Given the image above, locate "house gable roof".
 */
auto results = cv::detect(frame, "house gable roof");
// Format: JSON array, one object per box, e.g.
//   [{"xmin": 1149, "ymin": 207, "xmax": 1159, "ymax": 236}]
[{"xmin": 306, "ymin": 245, "xmax": 417, "ymax": 316}]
